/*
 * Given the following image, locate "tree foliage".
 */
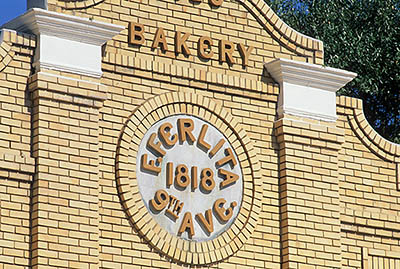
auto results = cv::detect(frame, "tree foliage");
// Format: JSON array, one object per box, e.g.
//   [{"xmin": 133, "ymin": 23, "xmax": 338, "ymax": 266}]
[{"xmin": 266, "ymin": 0, "xmax": 400, "ymax": 143}]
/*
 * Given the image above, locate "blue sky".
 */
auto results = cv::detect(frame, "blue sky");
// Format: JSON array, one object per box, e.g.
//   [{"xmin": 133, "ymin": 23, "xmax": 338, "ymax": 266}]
[{"xmin": 0, "ymin": 1, "xmax": 26, "ymax": 27}]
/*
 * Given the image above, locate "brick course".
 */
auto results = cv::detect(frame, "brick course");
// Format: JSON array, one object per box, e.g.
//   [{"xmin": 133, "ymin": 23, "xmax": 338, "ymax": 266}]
[{"xmin": 0, "ymin": 1, "xmax": 399, "ymax": 268}]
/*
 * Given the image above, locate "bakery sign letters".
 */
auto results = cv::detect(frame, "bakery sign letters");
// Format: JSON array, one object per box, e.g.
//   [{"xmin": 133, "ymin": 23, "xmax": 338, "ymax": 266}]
[{"xmin": 129, "ymin": 23, "xmax": 254, "ymax": 67}]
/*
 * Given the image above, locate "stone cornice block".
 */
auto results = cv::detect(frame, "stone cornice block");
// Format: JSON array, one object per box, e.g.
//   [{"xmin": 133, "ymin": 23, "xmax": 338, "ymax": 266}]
[
  {"xmin": 3, "ymin": 8, "xmax": 124, "ymax": 77},
  {"xmin": 3, "ymin": 8, "xmax": 123, "ymax": 46},
  {"xmin": 265, "ymin": 58, "xmax": 357, "ymax": 122}
]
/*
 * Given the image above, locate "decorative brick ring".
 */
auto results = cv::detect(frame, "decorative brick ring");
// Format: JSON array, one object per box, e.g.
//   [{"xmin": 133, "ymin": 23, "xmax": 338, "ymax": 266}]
[{"xmin": 116, "ymin": 92, "xmax": 262, "ymax": 265}]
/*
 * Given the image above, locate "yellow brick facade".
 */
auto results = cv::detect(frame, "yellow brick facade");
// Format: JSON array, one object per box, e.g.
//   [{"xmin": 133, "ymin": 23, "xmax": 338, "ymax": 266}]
[{"xmin": 0, "ymin": 0, "xmax": 398, "ymax": 269}]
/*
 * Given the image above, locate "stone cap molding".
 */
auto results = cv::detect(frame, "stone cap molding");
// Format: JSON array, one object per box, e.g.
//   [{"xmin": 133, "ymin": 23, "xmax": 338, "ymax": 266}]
[
  {"xmin": 2, "ymin": 8, "xmax": 123, "ymax": 46},
  {"xmin": 2, "ymin": 8, "xmax": 124, "ymax": 77},
  {"xmin": 265, "ymin": 58, "xmax": 357, "ymax": 122}
]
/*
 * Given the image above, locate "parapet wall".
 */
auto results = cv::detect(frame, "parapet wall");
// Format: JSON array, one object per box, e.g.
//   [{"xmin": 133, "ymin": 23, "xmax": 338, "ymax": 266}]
[{"xmin": 0, "ymin": 1, "xmax": 399, "ymax": 268}]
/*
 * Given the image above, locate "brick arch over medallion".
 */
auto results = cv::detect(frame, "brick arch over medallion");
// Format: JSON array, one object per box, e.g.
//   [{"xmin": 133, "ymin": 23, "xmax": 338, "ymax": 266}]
[{"xmin": 116, "ymin": 91, "xmax": 263, "ymax": 265}]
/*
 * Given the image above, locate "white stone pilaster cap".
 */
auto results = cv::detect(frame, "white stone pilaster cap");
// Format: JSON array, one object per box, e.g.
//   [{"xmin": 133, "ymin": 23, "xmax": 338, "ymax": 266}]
[
  {"xmin": 265, "ymin": 58, "xmax": 357, "ymax": 122},
  {"xmin": 2, "ymin": 8, "xmax": 124, "ymax": 46},
  {"xmin": 265, "ymin": 58, "xmax": 357, "ymax": 92},
  {"xmin": 2, "ymin": 8, "xmax": 124, "ymax": 78}
]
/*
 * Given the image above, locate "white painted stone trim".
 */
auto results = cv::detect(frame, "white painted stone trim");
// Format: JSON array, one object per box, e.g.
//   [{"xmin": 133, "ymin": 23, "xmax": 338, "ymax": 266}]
[
  {"xmin": 3, "ymin": 8, "xmax": 124, "ymax": 78},
  {"xmin": 265, "ymin": 58, "xmax": 357, "ymax": 122}
]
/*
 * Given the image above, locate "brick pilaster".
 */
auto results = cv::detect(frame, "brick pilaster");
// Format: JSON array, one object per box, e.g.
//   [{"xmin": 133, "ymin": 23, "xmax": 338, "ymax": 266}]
[
  {"xmin": 29, "ymin": 72, "xmax": 107, "ymax": 268},
  {"xmin": 275, "ymin": 117, "xmax": 344, "ymax": 269}
]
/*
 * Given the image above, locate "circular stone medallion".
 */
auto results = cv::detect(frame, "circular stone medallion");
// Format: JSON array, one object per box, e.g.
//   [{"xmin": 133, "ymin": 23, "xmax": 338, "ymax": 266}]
[
  {"xmin": 137, "ymin": 115, "xmax": 243, "ymax": 241},
  {"xmin": 116, "ymin": 92, "xmax": 262, "ymax": 265}
]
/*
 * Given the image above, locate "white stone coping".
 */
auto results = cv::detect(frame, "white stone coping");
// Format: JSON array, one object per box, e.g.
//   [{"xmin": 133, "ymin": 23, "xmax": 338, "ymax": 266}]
[
  {"xmin": 2, "ymin": 8, "xmax": 124, "ymax": 46},
  {"xmin": 265, "ymin": 58, "xmax": 357, "ymax": 92},
  {"xmin": 2, "ymin": 8, "xmax": 124, "ymax": 78},
  {"xmin": 265, "ymin": 58, "xmax": 357, "ymax": 122}
]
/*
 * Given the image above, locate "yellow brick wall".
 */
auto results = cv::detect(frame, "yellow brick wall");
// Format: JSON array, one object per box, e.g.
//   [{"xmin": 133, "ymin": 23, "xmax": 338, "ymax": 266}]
[
  {"xmin": 0, "ymin": 30, "xmax": 35, "ymax": 158},
  {"xmin": 28, "ymin": 70, "xmax": 107, "ymax": 268},
  {"xmin": 275, "ymin": 116, "xmax": 344, "ymax": 268},
  {"xmin": 0, "ymin": 30, "xmax": 35, "ymax": 269},
  {"xmin": 337, "ymin": 96, "xmax": 400, "ymax": 269},
  {"xmin": 0, "ymin": 1, "xmax": 399, "ymax": 269},
  {"xmin": 0, "ymin": 180, "xmax": 31, "ymax": 268}
]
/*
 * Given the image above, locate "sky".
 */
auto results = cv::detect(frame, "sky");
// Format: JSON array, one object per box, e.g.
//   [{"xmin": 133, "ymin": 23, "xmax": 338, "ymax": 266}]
[{"xmin": 0, "ymin": 1, "xmax": 26, "ymax": 27}]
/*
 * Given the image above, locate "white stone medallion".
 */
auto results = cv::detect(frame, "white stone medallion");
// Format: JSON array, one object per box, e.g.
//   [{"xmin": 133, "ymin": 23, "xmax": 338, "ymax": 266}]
[
  {"xmin": 116, "ymin": 92, "xmax": 262, "ymax": 265},
  {"xmin": 137, "ymin": 115, "xmax": 243, "ymax": 241}
]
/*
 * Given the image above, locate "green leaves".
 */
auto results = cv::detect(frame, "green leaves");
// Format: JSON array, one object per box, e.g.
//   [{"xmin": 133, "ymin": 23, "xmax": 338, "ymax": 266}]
[{"xmin": 267, "ymin": 0, "xmax": 400, "ymax": 143}]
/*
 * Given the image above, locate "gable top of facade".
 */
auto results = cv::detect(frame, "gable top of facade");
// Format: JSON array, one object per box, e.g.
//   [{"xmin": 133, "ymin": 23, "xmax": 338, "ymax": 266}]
[{"xmin": 25, "ymin": 0, "xmax": 324, "ymax": 65}]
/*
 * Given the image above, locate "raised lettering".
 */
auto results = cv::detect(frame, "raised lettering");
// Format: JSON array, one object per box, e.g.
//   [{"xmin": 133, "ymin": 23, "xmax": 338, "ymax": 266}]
[
  {"xmin": 141, "ymin": 154, "xmax": 161, "ymax": 174},
  {"xmin": 198, "ymin": 36, "xmax": 214, "ymax": 59},
  {"xmin": 147, "ymin": 133, "xmax": 166, "ymax": 156},
  {"xmin": 219, "ymin": 39, "xmax": 235, "ymax": 64},
  {"xmin": 209, "ymin": 139, "xmax": 225, "ymax": 158},
  {"xmin": 237, "ymin": 43, "xmax": 254, "ymax": 67},
  {"xmin": 200, "ymin": 168, "xmax": 215, "ymax": 192},
  {"xmin": 216, "ymin": 148, "xmax": 237, "ymax": 168},
  {"xmin": 196, "ymin": 209, "xmax": 214, "ymax": 234},
  {"xmin": 175, "ymin": 164, "xmax": 190, "ymax": 188},
  {"xmin": 166, "ymin": 209, "xmax": 178, "ymax": 220},
  {"xmin": 166, "ymin": 195, "xmax": 184, "ymax": 220},
  {"xmin": 213, "ymin": 198, "xmax": 237, "ymax": 222},
  {"xmin": 152, "ymin": 27, "xmax": 168, "ymax": 51},
  {"xmin": 175, "ymin": 31, "xmax": 191, "ymax": 56},
  {"xmin": 150, "ymin": 189, "xmax": 169, "ymax": 211},
  {"xmin": 174, "ymin": 201, "xmax": 184, "ymax": 215},
  {"xmin": 209, "ymin": 0, "xmax": 223, "ymax": 7},
  {"xmin": 178, "ymin": 212, "xmax": 195, "ymax": 237},
  {"xmin": 191, "ymin": 166, "xmax": 198, "ymax": 190},
  {"xmin": 129, "ymin": 22, "xmax": 145, "ymax": 46},
  {"xmin": 197, "ymin": 124, "xmax": 211, "ymax": 151},
  {"xmin": 178, "ymin": 118, "xmax": 196, "ymax": 143},
  {"xmin": 158, "ymin": 122, "xmax": 177, "ymax": 147},
  {"xmin": 167, "ymin": 162, "xmax": 174, "ymax": 188},
  {"xmin": 219, "ymin": 168, "xmax": 239, "ymax": 188},
  {"xmin": 166, "ymin": 162, "xmax": 173, "ymax": 187},
  {"xmin": 168, "ymin": 195, "xmax": 177, "ymax": 209}
]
